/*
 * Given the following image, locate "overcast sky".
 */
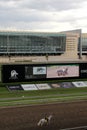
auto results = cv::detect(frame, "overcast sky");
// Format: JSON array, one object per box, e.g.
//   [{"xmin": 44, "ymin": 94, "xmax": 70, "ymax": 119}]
[{"xmin": 0, "ymin": 0, "xmax": 87, "ymax": 32}]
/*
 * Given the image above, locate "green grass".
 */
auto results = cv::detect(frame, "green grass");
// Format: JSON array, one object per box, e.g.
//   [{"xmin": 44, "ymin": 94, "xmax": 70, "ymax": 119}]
[
  {"xmin": 0, "ymin": 85, "xmax": 87, "ymax": 107},
  {"xmin": 0, "ymin": 85, "xmax": 87, "ymax": 97}
]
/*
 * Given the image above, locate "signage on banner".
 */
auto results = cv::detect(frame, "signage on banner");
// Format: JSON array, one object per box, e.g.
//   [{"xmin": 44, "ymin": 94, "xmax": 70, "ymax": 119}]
[
  {"xmin": 36, "ymin": 84, "xmax": 51, "ymax": 90},
  {"xmin": 2, "ymin": 62, "xmax": 87, "ymax": 83},
  {"xmin": 21, "ymin": 84, "xmax": 38, "ymax": 90},
  {"xmin": 7, "ymin": 85, "xmax": 23, "ymax": 91}
]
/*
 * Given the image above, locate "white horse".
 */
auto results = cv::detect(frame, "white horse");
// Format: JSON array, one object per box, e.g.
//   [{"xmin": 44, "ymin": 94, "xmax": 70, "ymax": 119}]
[
  {"xmin": 10, "ymin": 70, "xmax": 18, "ymax": 79},
  {"xmin": 37, "ymin": 115, "xmax": 53, "ymax": 126}
]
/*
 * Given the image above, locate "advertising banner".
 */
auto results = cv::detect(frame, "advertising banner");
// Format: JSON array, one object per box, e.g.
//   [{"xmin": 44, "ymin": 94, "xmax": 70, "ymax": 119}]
[
  {"xmin": 2, "ymin": 64, "xmax": 25, "ymax": 83},
  {"xmin": 7, "ymin": 85, "xmax": 23, "ymax": 91},
  {"xmin": 60, "ymin": 82, "xmax": 75, "ymax": 88},
  {"xmin": 47, "ymin": 64, "xmax": 79, "ymax": 78},
  {"xmin": 36, "ymin": 83, "xmax": 51, "ymax": 90},
  {"xmin": 21, "ymin": 84, "xmax": 38, "ymax": 90},
  {"xmin": 72, "ymin": 81, "xmax": 87, "ymax": 87},
  {"xmin": 2, "ymin": 62, "xmax": 87, "ymax": 83},
  {"xmin": 50, "ymin": 82, "xmax": 75, "ymax": 88},
  {"xmin": 49, "ymin": 83, "xmax": 61, "ymax": 88},
  {"xmin": 2, "ymin": 64, "xmax": 46, "ymax": 83},
  {"xmin": 83, "ymin": 81, "xmax": 87, "ymax": 86},
  {"xmin": 79, "ymin": 63, "xmax": 87, "ymax": 78},
  {"xmin": 25, "ymin": 66, "xmax": 46, "ymax": 79}
]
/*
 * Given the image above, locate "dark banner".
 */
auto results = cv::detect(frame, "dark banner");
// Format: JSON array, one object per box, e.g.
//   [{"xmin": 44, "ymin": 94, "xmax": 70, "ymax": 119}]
[
  {"xmin": 2, "ymin": 64, "xmax": 46, "ymax": 83},
  {"xmin": 79, "ymin": 63, "xmax": 87, "ymax": 78},
  {"xmin": 2, "ymin": 62, "xmax": 87, "ymax": 83},
  {"xmin": 7, "ymin": 85, "xmax": 23, "ymax": 91},
  {"xmin": 2, "ymin": 65, "xmax": 25, "ymax": 83}
]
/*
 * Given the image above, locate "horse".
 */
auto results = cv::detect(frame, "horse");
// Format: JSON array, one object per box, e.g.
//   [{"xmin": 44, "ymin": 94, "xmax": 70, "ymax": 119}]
[
  {"xmin": 37, "ymin": 115, "xmax": 53, "ymax": 126},
  {"xmin": 57, "ymin": 67, "xmax": 68, "ymax": 76},
  {"xmin": 10, "ymin": 70, "xmax": 18, "ymax": 79}
]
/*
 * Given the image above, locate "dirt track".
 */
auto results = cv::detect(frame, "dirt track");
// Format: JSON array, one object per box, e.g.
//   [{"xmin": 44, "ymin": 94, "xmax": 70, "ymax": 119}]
[{"xmin": 0, "ymin": 100, "xmax": 87, "ymax": 130}]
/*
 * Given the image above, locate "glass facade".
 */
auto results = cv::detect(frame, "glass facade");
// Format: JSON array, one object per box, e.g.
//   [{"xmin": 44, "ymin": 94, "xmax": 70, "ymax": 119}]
[
  {"xmin": 82, "ymin": 37, "xmax": 87, "ymax": 52},
  {"xmin": 0, "ymin": 32, "xmax": 66, "ymax": 55},
  {"xmin": 78, "ymin": 36, "xmax": 87, "ymax": 54}
]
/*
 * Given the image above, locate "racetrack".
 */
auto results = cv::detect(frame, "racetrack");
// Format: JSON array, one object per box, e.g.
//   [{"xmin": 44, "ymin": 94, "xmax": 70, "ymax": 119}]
[{"xmin": 0, "ymin": 100, "xmax": 87, "ymax": 130}]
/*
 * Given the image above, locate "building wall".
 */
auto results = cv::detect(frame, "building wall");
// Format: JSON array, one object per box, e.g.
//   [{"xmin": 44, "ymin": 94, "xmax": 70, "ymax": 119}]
[{"xmin": 64, "ymin": 34, "xmax": 78, "ymax": 58}]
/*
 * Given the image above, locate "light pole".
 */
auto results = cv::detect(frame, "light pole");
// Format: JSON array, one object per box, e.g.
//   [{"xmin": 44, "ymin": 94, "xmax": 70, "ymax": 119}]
[
  {"xmin": 7, "ymin": 35, "xmax": 10, "ymax": 61},
  {"xmin": 79, "ymin": 29, "xmax": 82, "ymax": 59}
]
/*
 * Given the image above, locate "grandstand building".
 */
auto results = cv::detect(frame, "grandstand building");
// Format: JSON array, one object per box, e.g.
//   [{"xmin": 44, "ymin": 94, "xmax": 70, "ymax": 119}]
[
  {"xmin": 0, "ymin": 29, "xmax": 87, "ymax": 62},
  {"xmin": 0, "ymin": 31, "xmax": 66, "ymax": 55}
]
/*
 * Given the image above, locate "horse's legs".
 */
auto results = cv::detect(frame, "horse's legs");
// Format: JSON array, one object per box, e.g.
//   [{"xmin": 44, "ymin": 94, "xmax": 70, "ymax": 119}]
[
  {"xmin": 37, "ymin": 120, "xmax": 41, "ymax": 126},
  {"xmin": 40, "ymin": 121, "xmax": 43, "ymax": 126},
  {"xmin": 39, "ymin": 120, "xmax": 43, "ymax": 126}
]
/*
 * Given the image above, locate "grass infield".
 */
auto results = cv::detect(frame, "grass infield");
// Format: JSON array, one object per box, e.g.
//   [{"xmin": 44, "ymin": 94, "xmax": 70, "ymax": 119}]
[{"xmin": 0, "ymin": 84, "xmax": 87, "ymax": 107}]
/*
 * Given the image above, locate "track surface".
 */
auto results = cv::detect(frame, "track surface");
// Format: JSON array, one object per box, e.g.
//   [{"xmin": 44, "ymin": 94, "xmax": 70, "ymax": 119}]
[{"xmin": 0, "ymin": 100, "xmax": 87, "ymax": 130}]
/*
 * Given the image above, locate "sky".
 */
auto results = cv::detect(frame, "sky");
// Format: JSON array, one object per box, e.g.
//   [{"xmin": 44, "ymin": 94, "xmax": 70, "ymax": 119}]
[{"xmin": 0, "ymin": 0, "xmax": 87, "ymax": 32}]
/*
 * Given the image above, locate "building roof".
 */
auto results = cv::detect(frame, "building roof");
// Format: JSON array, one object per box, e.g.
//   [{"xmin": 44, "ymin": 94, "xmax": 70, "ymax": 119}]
[{"xmin": 0, "ymin": 30, "xmax": 66, "ymax": 37}]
